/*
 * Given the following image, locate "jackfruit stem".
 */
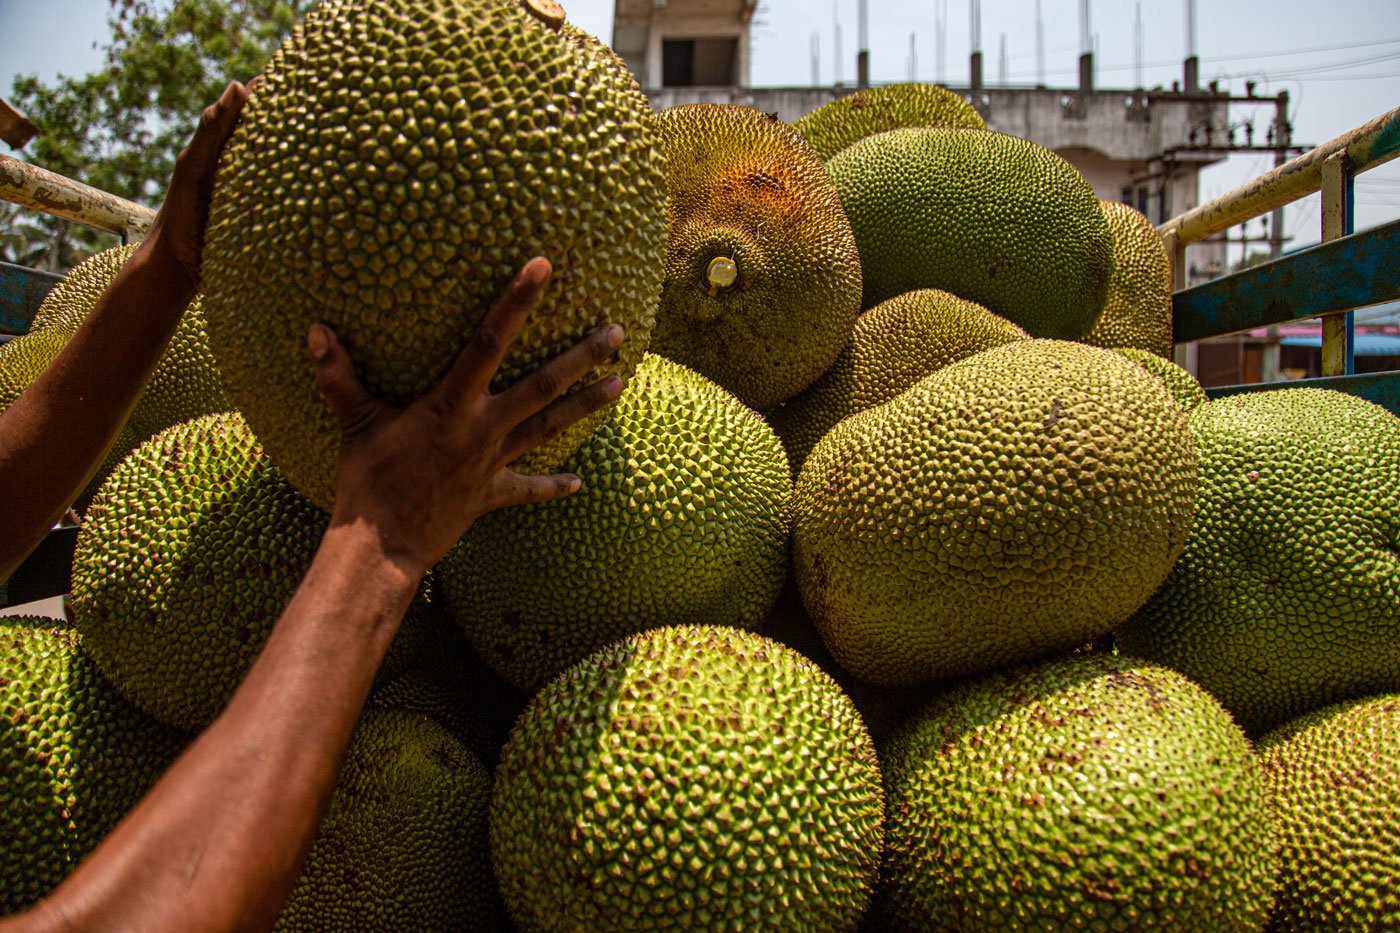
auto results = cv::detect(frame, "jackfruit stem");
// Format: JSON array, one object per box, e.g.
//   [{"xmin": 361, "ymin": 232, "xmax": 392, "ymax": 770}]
[{"xmin": 706, "ymin": 256, "xmax": 739, "ymax": 296}]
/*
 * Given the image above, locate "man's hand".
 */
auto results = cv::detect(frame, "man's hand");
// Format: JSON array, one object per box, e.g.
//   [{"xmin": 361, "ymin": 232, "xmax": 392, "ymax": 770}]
[
  {"xmin": 309, "ymin": 257, "xmax": 624, "ymax": 578},
  {"xmin": 143, "ymin": 80, "xmax": 253, "ymax": 294}
]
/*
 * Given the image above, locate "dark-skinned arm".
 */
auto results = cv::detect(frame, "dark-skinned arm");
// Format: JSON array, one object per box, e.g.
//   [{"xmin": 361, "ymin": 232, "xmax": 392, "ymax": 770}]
[
  {"xmin": 0, "ymin": 81, "xmax": 250, "ymax": 582},
  {"xmin": 2, "ymin": 257, "xmax": 625, "ymax": 933}
]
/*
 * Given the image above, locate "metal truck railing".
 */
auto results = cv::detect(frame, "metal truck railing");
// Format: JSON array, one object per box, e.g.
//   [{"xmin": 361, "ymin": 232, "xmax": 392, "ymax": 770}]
[{"xmin": 1160, "ymin": 105, "xmax": 1400, "ymax": 410}]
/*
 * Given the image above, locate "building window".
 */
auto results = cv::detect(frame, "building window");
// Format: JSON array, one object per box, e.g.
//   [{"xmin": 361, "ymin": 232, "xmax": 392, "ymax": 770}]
[{"xmin": 662, "ymin": 37, "xmax": 739, "ymax": 86}]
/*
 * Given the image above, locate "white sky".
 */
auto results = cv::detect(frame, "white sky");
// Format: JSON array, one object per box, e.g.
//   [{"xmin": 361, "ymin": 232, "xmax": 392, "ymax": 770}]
[{"xmin": 4, "ymin": 0, "xmax": 1399, "ymax": 259}]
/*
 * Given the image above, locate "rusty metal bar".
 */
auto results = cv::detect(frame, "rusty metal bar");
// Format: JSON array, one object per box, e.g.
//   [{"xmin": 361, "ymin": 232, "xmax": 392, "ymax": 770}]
[
  {"xmin": 1319, "ymin": 151, "xmax": 1354, "ymax": 377},
  {"xmin": 1158, "ymin": 104, "xmax": 1400, "ymax": 246},
  {"xmin": 0, "ymin": 153, "xmax": 155, "ymax": 240}
]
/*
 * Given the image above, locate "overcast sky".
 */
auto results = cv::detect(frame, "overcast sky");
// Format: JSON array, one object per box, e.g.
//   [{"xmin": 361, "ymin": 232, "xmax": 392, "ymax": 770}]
[{"xmin": 4, "ymin": 0, "xmax": 1398, "ymax": 259}]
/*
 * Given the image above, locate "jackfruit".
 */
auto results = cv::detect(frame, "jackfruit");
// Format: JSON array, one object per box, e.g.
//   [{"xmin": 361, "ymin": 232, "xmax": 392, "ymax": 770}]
[
  {"xmin": 0, "ymin": 329, "xmax": 142, "ymax": 508},
  {"xmin": 275, "ymin": 709, "xmax": 502, "ymax": 931},
  {"xmin": 29, "ymin": 244, "xmax": 136, "ymax": 334},
  {"xmin": 0, "ymin": 618, "xmax": 188, "ymax": 914},
  {"xmin": 1117, "ymin": 388, "xmax": 1400, "ymax": 735},
  {"xmin": 650, "ymin": 103, "xmax": 862, "ymax": 409},
  {"xmin": 762, "ymin": 569, "xmax": 937, "ymax": 744},
  {"xmin": 793, "ymin": 82, "xmax": 986, "ymax": 161},
  {"xmin": 1082, "ymin": 200, "xmax": 1174, "ymax": 357},
  {"xmin": 768, "ymin": 288, "xmax": 1026, "ymax": 473},
  {"xmin": 367, "ymin": 615, "xmax": 527, "ymax": 769},
  {"xmin": 1257, "ymin": 694, "xmax": 1400, "ymax": 932},
  {"xmin": 439, "ymin": 353, "xmax": 790, "ymax": 690},
  {"xmin": 794, "ymin": 339, "xmax": 1197, "ymax": 686},
  {"xmin": 1113, "ymin": 346, "xmax": 1207, "ymax": 412},
  {"xmin": 27, "ymin": 242, "xmax": 231, "ymax": 439},
  {"xmin": 825, "ymin": 127, "xmax": 1113, "ymax": 337},
  {"xmin": 490, "ymin": 625, "xmax": 885, "ymax": 931},
  {"xmin": 202, "ymin": 0, "xmax": 668, "ymax": 510},
  {"xmin": 879, "ymin": 653, "xmax": 1277, "ymax": 931},
  {"xmin": 70, "ymin": 411, "xmax": 425, "ymax": 731}
]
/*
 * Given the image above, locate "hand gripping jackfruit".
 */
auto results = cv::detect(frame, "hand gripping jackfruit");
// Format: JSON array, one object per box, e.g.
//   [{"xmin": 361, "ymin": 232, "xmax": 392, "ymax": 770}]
[{"xmin": 202, "ymin": 0, "xmax": 668, "ymax": 509}]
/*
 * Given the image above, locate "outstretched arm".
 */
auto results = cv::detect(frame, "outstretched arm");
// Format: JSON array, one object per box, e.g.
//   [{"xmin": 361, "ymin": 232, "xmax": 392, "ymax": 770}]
[
  {"xmin": 0, "ymin": 81, "xmax": 250, "ymax": 582},
  {"xmin": 4, "ymin": 258, "xmax": 625, "ymax": 933}
]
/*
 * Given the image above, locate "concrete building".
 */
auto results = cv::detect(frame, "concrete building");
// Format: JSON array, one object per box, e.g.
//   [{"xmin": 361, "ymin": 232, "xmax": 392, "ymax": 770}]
[{"xmin": 611, "ymin": 0, "xmax": 1252, "ymax": 288}]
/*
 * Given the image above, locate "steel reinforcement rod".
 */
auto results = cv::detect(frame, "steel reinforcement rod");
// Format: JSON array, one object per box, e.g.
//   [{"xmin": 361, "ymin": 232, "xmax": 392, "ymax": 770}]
[
  {"xmin": 1158, "ymin": 104, "xmax": 1400, "ymax": 246},
  {"xmin": 0, "ymin": 153, "xmax": 156, "ymax": 241}
]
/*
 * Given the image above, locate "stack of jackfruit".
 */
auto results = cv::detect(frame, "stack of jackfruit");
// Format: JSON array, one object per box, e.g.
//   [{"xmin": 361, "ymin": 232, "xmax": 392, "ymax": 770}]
[{"xmin": 2, "ymin": 1, "xmax": 1397, "ymax": 930}]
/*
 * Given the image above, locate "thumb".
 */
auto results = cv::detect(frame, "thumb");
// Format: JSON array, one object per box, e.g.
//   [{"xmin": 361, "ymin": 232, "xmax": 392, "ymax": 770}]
[{"xmin": 308, "ymin": 324, "xmax": 376, "ymax": 433}]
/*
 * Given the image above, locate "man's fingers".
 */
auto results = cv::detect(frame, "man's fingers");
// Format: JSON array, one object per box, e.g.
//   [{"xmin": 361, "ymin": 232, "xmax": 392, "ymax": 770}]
[
  {"xmin": 488, "ymin": 471, "xmax": 584, "ymax": 512},
  {"xmin": 437, "ymin": 258, "xmax": 552, "ymax": 404},
  {"xmin": 179, "ymin": 81, "xmax": 250, "ymax": 176},
  {"xmin": 498, "ymin": 374, "xmax": 624, "ymax": 466},
  {"xmin": 308, "ymin": 324, "xmax": 379, "ymax": 434},
  {"xmin": 498, "ymin": 323, "xmax": 624, "ymax": 424}
]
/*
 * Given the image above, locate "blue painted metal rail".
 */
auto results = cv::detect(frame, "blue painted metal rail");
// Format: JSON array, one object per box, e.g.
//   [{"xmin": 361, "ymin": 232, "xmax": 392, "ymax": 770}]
[
  {"xmin": 0, "ymin": 260, "xmax": 61, "ymax": 337},
  {"xmin": 1172, "ymin": 220, "xmax": 1400, "ymax": 345},
  {"xmin": 1161, "ymin": 104, "xmax": 1400, "ymax": 411}
]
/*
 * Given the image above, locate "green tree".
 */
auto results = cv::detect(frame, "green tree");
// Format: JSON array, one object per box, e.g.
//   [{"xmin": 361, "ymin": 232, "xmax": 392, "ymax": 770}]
[{"xmin": 5, "ymin": 0, "xmax": 313, "ymax": 269}]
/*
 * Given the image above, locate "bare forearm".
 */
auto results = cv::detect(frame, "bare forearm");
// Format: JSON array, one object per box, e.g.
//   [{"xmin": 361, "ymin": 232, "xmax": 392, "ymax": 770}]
[
  {"xmin": 0, "ymin": 242, "xmax": 194, "ymax": 580},
  {"xmin": 17, "ymin": 521, "xmax": 418, "ymax": 933}
]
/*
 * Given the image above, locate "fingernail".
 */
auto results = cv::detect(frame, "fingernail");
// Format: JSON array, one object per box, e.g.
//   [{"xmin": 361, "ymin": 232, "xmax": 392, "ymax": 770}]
[
  {"xmin": 524, "ymin": 257, "xmax": 550, "ymax": 287},
  {"xmin": 605, "ymin": 324, "xmax": 624, "ymax": 349},
  {"xmin": 566, "ymin": 476, "xmax": 582, "ymax": 493},
  {"xmin": 604, "ymin": 375, "xmax": 624, "ymax": 398},
  {"xmin": 307, "ymin": 325, "xmax": 330, "ymax": 361}
]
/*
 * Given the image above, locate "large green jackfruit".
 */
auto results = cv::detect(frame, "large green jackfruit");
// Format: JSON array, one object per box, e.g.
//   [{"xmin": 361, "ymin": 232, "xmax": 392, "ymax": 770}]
[
  {"xmin": 793, "ymin": 82, "xmax": 986, "ymax": 161},
  {"xmin": 826, "ymin": 127, "xmax": 1112, "ymax": 337},
  {"xmin": 70, "ymin": 412, "xmax": 425, "ymax": 730},
  {"xmin": 1081, "ymin": 200, "xmax": 1174, "ymax": 358},
  {"xmin": 439, "ymin": 353, "xmax": 790, "ymax": 690},
  {"xmin": 275, "ymin": 709, "xmax": 502, "ymax": 931},
  {"xmin": 794, "ymin": 340, "xmax": 1197, "ymax": 686},
  {"xmin": 29, "ymin": 244, "xmax": 136, "ymax": 334},
  {"xmin": 650, "ymin": 103, "xmax": 862, "ymax": 409},
  {"xmin": 0, "ymin": 618, "xmax": 189, "ymax": 914},
  {"xmin": 768, "ymin": 288, "xmax": 1026, "ymax": 473},
  {"xmin": 202, "ymin": 0, "xmax": 668, "ymax": 510},
  {"xmin": 491, "ymin": 625, "xmax": 885, "ymax": 931},
  {"xmin": 1257, "ymin": 695, "xmax": 1400, "ymax": 932},
  {"xmin": 0, "ymin": 329, "xmax": 142, "ymax": 508},
  {"xmin": 879, "ymin": 653, "xmax": 1277, "ymax": 931},
  {"xmin": 1112, "ymin": 346, "xmax": 1207, "ymax": 413},
  {"xmin": 28, "ymin": 242, "xmax": 231, "ymax": 439},
  {"xmin": 1117, "ymin": 388, "xmax": 1400, "ymax": 735},
  {"xmin": 366, "ymin": 616, "xmax": 527, "ymax": 769}
]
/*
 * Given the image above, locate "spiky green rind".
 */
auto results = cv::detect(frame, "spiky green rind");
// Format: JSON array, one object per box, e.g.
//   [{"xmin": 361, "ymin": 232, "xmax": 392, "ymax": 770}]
[
  {"xmin": 29, "ymin": 244, "xmax": 137, "ymax": 334},
  {"xmin": 440, "ymin": 354, "xmax": 791, "ymax": 691},
  {"xmin": 1112, "ymin": 347, "xmax": 1207, "ymax": 413},
  {"xmin": 768, "ymin": 288, "xmax": 1026, "ymax": 474},
  {"xmin": 27, "ymin": 242, "xmax": 231, "ymax": 439},
  {"xmin": 70, "ymin": 412, "xmax": 425, "ymax": 730},
  {"xmin": 275, "ymin": 710, "xmax": 504, "ymax": 931},
  {"xmin": 651, "ymin": 103, "xmax": 862, "ymax": 409},
  {"xmin": 825, "ymin": 127, "xmax": 1112, "ymax": 337},
  {"xmin": 1081, "ymin": 201, "xmax": 1174, "ymax": 358},
  {"xmin": 202, "ymin": 0, "xmax": 668, "ymax": 510},
  {"xmin": 1257, "ymin": 695, "xmax": 1400, "ymax": 932},
  {"xmin": 491, "ymin": 625, "xmax": 885, "ymax": 931},
  {"xmin": 366, "ymin": 618, "xmax": 527, "ymax": 769},
  {"xmin": 0, "ymin": 329, "xmax": 142, "ymax": 508},
  {"xmin": 127, "ymin": 294, "xmax": 233, "ymax": 440},
  {"xmin": 1117, "ymin": 389, "xmax": 1400, "ymax": 735},
  {"xmin": 0, "ymin": 619, "xmax": 189, "ymax": 914},
  {"xmin": 794, "ymin": 340, "xmax": 1197, "ymax": 686},
  {"xmin": 879, "ymin": 653, "xmax": 1277, "ymax": 931},
  {"xmin": 793, "ymin": 83, "xmax": 986, "ymax": 161}
]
